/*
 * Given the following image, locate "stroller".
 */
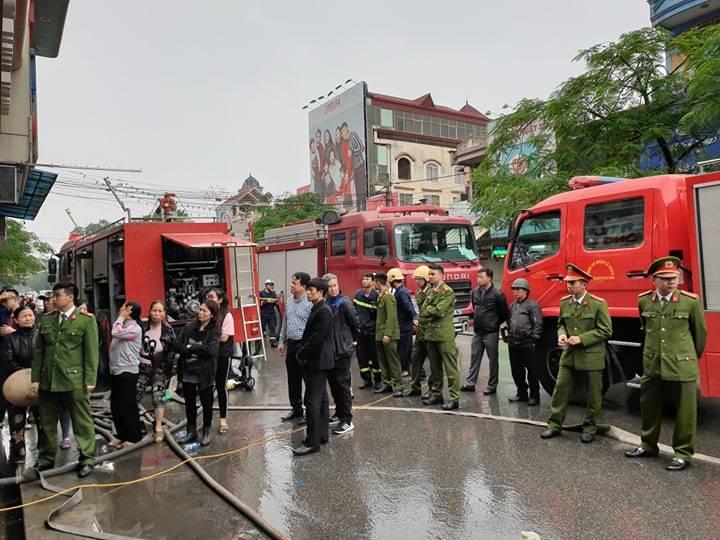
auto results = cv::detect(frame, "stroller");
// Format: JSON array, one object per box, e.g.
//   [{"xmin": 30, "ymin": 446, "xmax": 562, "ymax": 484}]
[{"xmin": 227, "ymin": 343, "xmax": 256, "ymax": 391}]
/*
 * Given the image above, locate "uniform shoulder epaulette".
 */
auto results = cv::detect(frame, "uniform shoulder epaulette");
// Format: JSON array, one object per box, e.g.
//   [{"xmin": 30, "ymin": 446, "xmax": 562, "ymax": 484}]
[
  {"xmin": 560, "ymin": 294, "xmax": 571, "ymax": 300},
  {"xmin": 43, "ymin": 310, "xmax": 57, "ymax": 316},
  {"xmin": 588, "ymin": 293, "xmax": 606, "ymax": 302},
  {"xmin": 442, "ymin": 283, "xmax": 451, "ymax": 292},
  {"xmin": 80, "ymin": 311, "xmax": 95, "ymax": 317},
  {"xmin": 638, "ymin": 290, "xmax": 653, "ymax": 298},
  {"xmin": 679, "ymin": 290, "xmax": 699, "ymax": 299}
]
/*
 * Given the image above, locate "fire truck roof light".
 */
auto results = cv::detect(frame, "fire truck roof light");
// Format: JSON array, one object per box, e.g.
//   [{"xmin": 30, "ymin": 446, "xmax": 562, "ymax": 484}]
[{"xmin": 568, "ymin": 176, "xmax": 627, "ymax": 190}]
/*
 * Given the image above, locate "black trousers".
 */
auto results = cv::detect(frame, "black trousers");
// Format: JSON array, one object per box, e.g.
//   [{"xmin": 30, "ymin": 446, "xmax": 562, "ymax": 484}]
[
  {"xmin": 356, "ymin": 334, "xmax": 380, "ymax": 383},
  {"xmin": 262, "ymin": 313, "xmax": 277, "ymax": 341},
  {"xmin": 215, "ymin": 353, "xmax": 231, "ymax": 418},
  {"xmin": 110, "ymin": 372, "xmax": 142, "ymax": 443},
  {"xmin": 399, "ymin": 333, "xmax": 413, "ymax": 372},
  {"xmin": 285, "ymin": 340, "xmax": 305, "ymax": 414},
  {"xmin": 184, "ymin": 383, "xmax": 214, "ymax": 429},
  {"xmin": 328, "ymin": 355, "xmax": 353, "ymax": 423},
  {"xmin": 508, "ymin": 343, "xmax": 539, "ymax": 399},
  {"xmin": 304, "ymin": 367, "xmax": 330, "ymax": 447}
]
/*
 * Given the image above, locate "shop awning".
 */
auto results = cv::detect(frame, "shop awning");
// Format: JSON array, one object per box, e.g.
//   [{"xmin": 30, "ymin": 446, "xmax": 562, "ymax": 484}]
[
  {"xmin": 0, "ymin": 168, "xmax": 57, "ymax": 220},
  {"xmin": 161, "ymin": 232, "xmax": 256, "ymax": 249}
]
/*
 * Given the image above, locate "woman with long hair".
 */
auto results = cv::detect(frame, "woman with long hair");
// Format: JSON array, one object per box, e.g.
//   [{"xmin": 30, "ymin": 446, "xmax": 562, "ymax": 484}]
[
  {"xmin": 109, "ymin": 301, "xmax": 144, "ymax": 447},
  {"xmin": 138, "ymin": 300, "xmax": 177, "ymax": 443},
  {"xmin": 1, "ymin": 305, "xmax": 43, "ymax": 464},
  {"xmin": 206, "ymin": 288, "xmax": 234, "ymax": 434},
  {"xmin": 175, "ymin": 300, "xmax": 220, "ymax": 446}
]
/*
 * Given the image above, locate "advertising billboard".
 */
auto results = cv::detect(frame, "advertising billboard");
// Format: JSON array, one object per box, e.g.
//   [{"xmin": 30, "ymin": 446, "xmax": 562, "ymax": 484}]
[{"xmin": 308, "ymin": 82, "xmax": 368, "ymax": 208}]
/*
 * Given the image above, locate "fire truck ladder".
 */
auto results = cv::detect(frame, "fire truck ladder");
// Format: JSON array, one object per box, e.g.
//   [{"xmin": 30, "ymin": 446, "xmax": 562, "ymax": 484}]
[{"xmin": 234, "ymin": 269, "xmax": 267, "ymax": 365}]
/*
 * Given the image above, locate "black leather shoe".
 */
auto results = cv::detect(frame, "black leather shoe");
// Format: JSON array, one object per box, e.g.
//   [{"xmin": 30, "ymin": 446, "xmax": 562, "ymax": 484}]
[
  {"xmin": 281, "ymin": 410, "xmax": 303, "ymax": 422},
  {"xmin": 442, "ymin": 400, "xmax": 459, "ymax": 410},
  {"xmin": 178, "ymin": 429, "xmax": 198, "ymax": 444},
  {"xmin": 297, "ymin": 416, "xmax": 308, "ymax": 426},
  {"xmin": 421, "ymin": 391, "xmax": 432, "ymax": 400},
  {"xmin": 358, "ymin": 381, "xmax": 373, "ymax": 389},
  {"xmin": 527, "ymin": 398, "xmax": 540, "ymax": 406},
  {"xmin": 422, "ymin": 395, "xmax": 444, "ymax": 406},
  {"xmin": 292, "ymin": 445, "xmax": 320, "ymax": 457},
  {"xmin": 403, "ymin": 388, "xmax": 421, "ymax": 397},
  {"xmin": 392, "ymin": 390, "xmax": 403, "ymax": 398},
  {"xmin": 666, "ymin": 458, "xmax": 690, "ymax": 471},
  {"xmin": 36, "ymin": 462, "xmax": 54, "ymax": 472},
  {"xmin": 540, "ymin": 429, "xmax": 561, "ymax": 439},
  {"xmin": 77, "ymin": 464, "xmax": 94, "ymax": 478},
  {"xmin": 482, "ymin": 387, "xmax": 497, "ymax": 395},
  {"xmin": 303, "ymin": 437, "xmax": 328, "ymax": 446},
  {"xmin": 200, "ymin": 427, "xmax": 211, "ymax": 446},
  {"xmin": 624, "ymin": 447, "xmax": 659, "ymax": 459},
  {"xmin": 460, "ymin": 384, "xmax": 475, "ymax": 392},
  {"xmin": 581, "ymin": 432, "xmax": 595, "ymax": 444},
  {"xmin": 374, "ymin": 385, "xmax": 392, "ymax": 394},
  {"xmin": 509, "ymin": 395, "xmax": 529, "ymax": 403}
]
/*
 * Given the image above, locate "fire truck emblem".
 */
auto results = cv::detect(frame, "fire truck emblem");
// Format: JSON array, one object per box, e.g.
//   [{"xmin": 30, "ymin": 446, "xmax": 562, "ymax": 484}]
[{"xmin": 587, "ymin": 259, "xmax": 615, "ymax": 281}]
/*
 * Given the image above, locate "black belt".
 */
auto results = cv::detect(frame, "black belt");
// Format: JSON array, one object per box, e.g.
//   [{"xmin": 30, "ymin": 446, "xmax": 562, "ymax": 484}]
[{"xmin": 286, "ymin": 339, "xmax": 302, "ymax": 344}]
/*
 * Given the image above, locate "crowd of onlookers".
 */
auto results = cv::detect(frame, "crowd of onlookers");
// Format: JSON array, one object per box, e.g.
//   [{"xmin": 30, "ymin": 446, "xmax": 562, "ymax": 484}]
[{"xmin": 0, "ymin": 282, "xmax": 239, "ymax": 478}]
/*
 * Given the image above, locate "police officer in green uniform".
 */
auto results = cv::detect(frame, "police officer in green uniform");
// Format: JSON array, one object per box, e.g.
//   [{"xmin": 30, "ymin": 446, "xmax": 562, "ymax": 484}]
[
  {"xmin": 374, "ymin": 273, "xmax": 403, "ymax": 397},
  {"xmin": 404, "ymin": 265, "xmax": 433, "ymax": 397},
  {"xmin": 541, "ymin": 264, "xmax": 612, "ymax": 443},
  {"xmin": 421, "ymin": 264, "xmax": 460, "ymax": 410},
  {"xmin": 32, "ymin": 282, "xmax": 99, "ymax": 478},
  {"xmin": 625, "ymin": 256, "xmax": 707, "ymax": 471}
]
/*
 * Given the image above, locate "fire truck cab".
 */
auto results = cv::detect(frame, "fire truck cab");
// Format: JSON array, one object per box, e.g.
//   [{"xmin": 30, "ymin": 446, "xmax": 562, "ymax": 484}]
[
  {"xmin": 502, "ymin": 173, "xmax": 720, "ymax": 398},
  {"xmin": 258, "ymin": 205, "xmax": 482, "ymax": 327}
]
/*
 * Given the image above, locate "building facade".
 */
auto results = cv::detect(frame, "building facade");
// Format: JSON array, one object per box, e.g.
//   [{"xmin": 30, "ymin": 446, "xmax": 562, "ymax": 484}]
[{"xmin": 365, "ymin": 92, "xmax": 489, "ymax": 208}]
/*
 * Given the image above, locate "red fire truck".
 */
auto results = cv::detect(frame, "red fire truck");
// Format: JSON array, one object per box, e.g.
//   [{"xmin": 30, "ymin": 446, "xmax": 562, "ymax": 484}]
[
  {"xmin": 256, "ymin": 205, "xmax": 482, "ymax": 328},
  {"xmin": 50, "ymin": 219, "xmax": 261, "ymax": 387},
  {"xmin": 501, "ymin": 172, "xmax": 720, "ymax": 398}
]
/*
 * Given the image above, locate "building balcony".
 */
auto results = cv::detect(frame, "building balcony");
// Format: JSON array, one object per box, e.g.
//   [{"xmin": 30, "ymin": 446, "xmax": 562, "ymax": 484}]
[
  {"xmin": 454, "ymin": 136, "xmax": 487, "ymax": 168},
  {"xmin": 649, "ymin": 0, "xmax": 720, "ymax": 32}
]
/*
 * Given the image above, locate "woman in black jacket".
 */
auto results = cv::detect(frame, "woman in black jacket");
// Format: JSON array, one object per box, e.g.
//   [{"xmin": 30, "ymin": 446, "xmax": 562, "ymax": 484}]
[
  {"xmin": 1, "ymin": 305, "xmax": 44, "ymax": 463},
  {"xmin": 174, "ymin": 300, "xmax": 220, "ymax": 446},
  {"xmin": 206, "ymin": 288, "xmax": 234, "ymax": 434},
  {"xmin": 138, "ymin": 300, "xmax": 177, "ymax": 443}
]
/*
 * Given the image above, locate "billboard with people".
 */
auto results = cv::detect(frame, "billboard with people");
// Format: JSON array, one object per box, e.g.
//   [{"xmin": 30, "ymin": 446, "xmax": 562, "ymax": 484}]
[{"xmin": 308, "ymin": 82, "xmax": 368, "ymax": 208}]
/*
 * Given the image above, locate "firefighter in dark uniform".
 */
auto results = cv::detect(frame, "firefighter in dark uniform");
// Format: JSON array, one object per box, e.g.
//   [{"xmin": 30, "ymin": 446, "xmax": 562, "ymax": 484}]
[
  {"xmin": 625, "ymin": 256, "xmax": 707, "ymax": 471},
  {"xmin": 421, "ymin": 264, "xmax": 460, "ymax": 410},
  {"xmin": 541, "ymin": 264, "xmax": 612, "ymax": 443},
  {"xmin": 32, "ymin": 282, "xmax": 99, "ymax": 478},
  {"xmin": 404, "ymin": 265, "xmax": 432, "ymax": 397}
]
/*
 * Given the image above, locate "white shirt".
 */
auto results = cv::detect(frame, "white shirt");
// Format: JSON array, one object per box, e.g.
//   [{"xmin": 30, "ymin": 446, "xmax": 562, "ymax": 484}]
[
  {"xmin": 60, "ymin": 306, "xmax": 76, "ymax": 322},
  {"xmin": 573, "ymin": 292, "xmax": 587, "ymax": 305},
  {"xmin": 656, "ymin": 291, "xmax": 672, "ymax": 303}
]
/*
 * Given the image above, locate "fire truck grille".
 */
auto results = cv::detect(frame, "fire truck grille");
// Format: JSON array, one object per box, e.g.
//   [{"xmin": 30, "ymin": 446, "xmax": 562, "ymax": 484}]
[{"xmin": 446, "ymin": 280, "xmax": 472, "ymax": 309}]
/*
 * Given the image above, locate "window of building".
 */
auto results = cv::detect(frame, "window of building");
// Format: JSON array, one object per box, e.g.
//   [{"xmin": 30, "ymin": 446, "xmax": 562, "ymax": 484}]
[
  {"xmin": 426, "ymin": 163, "xmax": 439, "ymax": 181},
  {"xmin": 584, "ymin": 198, "xmax": 644, "ymax": 250},
  {"xmin": 364, "ymin": 228, "xmax": 380, "ymax": 258},
  {"xmin": 380, "ymin": 109, "xmax": 393, "ymax": 128},
  {"xmin": 331, "ymin": 232, "xmax": 346, "ymax": 256},
  {"xmin": 509, "ymin": 211, "xmax": 561, "ymax": 270},
  {"xmin": 398, "ymin": 157, "xmax": 412, "ymax": 180},
  {"xmin": 376, "ymin": 145, "xmax": 388, "ymax": 166},
  {"xmin": 454, "ymin": 168, "xmax": 465, "ymax": 185},
  {"xmin": 399, "ymin": 193, "xmax": 414, "ymax": 206},
  {"xmin": 422, "ymin": 194, "xmax": 440, "ymax": 206},
  {"xmin": 350, "ymin": 230, "xmax": 357, "ymax": 256}
]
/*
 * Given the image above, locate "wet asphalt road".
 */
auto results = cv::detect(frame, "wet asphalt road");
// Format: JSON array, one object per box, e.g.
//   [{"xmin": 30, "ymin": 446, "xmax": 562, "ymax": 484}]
[{"xmin": 8, "ymin": 334, "xmax": 720, "ymax": 539}]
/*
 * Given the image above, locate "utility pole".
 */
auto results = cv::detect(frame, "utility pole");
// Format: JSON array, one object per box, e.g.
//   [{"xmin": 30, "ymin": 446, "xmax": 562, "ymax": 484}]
[{"xmin": 104, "ymin": 177, "xmax": 131, "ymax": 221}]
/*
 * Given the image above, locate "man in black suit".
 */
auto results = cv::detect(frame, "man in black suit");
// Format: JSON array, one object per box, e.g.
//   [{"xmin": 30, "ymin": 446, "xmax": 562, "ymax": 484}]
[{"xmin": 293, "ymin": 277, "xmax": 335, "ymax": 456}]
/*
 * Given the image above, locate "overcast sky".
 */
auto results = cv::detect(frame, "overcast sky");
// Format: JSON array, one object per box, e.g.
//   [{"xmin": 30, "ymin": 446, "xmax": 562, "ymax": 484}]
[{"xmin": 28, "ymin": 0, "xmax": 651, "ymax": 249}]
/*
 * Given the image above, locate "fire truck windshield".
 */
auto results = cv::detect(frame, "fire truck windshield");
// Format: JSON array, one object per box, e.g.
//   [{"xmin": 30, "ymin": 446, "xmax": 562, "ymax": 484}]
[{"xmin": 393, "ymin": 223, "xmax": 478, "ymax": 263}]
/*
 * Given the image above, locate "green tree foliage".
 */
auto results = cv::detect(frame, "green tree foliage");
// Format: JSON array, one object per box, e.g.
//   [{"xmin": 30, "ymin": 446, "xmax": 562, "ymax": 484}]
[
  {"xmin": 251, "ymin": 193, "xmax": 327, "ymax": 241},
  {"xmin": 0, "ymin": 219, "xmax": 54, "ymax": 284},
  {"xmin": 83, "ymin": 219, "xmax": 113, "ymax": 235},
  {"xmin": 473, "ymin": 25, "xmax": 720, "ymax": 228}
]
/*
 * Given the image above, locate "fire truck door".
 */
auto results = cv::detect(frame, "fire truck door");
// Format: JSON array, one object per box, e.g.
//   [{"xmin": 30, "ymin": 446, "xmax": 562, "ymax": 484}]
[
  {"xmin": 573, "ymin": 189, "xmax": 654, "ymax": 313},
  {"xmin": 687, "ymin": 173, "xmax": 720, "ymax": 398}
]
